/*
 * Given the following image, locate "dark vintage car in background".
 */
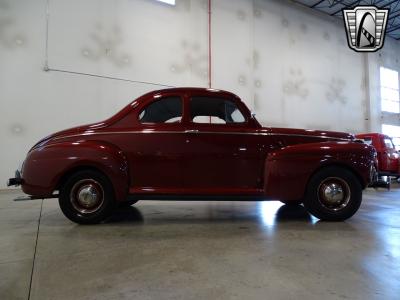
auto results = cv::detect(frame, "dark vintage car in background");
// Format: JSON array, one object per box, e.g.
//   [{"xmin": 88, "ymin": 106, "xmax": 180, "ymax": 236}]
[{"xmin": 8, "ymin": 88, "xmax": 378, "ymax": 224}]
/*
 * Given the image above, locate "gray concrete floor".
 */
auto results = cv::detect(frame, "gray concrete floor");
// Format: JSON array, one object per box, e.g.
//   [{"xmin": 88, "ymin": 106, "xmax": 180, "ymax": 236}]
[{"xmin": 1, "ymin": 186, "xmax": 400, "ymax": 300}]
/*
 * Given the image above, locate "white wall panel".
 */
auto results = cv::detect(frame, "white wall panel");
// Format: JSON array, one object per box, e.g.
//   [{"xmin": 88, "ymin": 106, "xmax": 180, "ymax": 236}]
[
  {"xmin": 212, "ymin": 0, "xmax": 367, "ymax": 132},
  {"xmin": 48, "ymin": 0, "xmax": 208, "ymax": 87},
  {"xmin": 212, "ymin": 0, "xmax": 253, "ymax": 109}
]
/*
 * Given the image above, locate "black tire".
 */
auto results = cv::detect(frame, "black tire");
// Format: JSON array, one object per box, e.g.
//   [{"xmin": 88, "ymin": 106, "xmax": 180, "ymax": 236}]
[
  {"xmin": 59, "ymin": 170, "xmax": 116, "ymax": 224},
  {"xmin": 118, "ymin": 199, "xmax": 139, "ymax": 208},
  {"xmin": 280, "ymin": 200, "xmax": 303, "ymax": 205},
  {"xmin": 303, "ymin": 166, "xmax": 362, "ymax": 221}
]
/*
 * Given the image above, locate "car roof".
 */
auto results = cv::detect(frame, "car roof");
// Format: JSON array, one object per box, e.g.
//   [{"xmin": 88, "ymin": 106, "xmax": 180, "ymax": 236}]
[
  {"xmin": 356, "ymin": 132, "xmax": 392, "ymax": 139},
  {"xmin": 148, "ymin": 87, "xmax": 240, "ymax": 99},
  {"xmin": 356, "ymin": 133, "xmax": 388, "ymax": 138}
]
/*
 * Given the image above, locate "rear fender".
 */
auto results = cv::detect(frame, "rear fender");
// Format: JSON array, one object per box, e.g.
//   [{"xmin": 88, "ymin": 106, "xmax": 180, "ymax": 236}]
[{"xmin": 21, "ymin": 140, "xmax": 129, "ymax": 201}]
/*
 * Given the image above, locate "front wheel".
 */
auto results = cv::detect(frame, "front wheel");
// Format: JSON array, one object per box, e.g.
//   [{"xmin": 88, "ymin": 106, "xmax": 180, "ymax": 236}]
[
  {"xmin": 59, "ymin": 170, "xmax": 116, "ymax": 224},
  {"xmin": 303, "ymin": 166, "xmax": 362, "ymax": 221}
]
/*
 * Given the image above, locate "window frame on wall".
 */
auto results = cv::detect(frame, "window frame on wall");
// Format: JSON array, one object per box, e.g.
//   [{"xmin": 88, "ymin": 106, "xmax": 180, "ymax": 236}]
[
  {"xmin": 382, "ymin": 124, "xmax": 400, "ymax": 150},
  {"xmin": 380, "ymin": 67, "xmax": 400, "ymax": 114}
]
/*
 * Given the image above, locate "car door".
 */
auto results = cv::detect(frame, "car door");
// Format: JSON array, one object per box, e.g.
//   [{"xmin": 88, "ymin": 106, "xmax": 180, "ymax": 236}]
[
  {"xmin": 182, "ymin": 95, "xmax": 264, "ymax": 194},
  {"xmin": 383, "ymin": 136, "xmax": 399, "ymax": 173},
  {"xmin": 127, "ymin": 95, "xmax": 186, "ymax": 193}
]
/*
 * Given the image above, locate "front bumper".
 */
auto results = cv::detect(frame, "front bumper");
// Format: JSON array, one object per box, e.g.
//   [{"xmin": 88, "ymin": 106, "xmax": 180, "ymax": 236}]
[{"xmin": 7, "ymin": 170, "xmax": 24, "ymax": 187}]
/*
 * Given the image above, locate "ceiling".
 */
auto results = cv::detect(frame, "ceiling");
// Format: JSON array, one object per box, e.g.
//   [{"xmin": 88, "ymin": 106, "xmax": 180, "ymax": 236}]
[{"xmin": 291, "ymin": 0, "xmax": 400, "ymax": 40}]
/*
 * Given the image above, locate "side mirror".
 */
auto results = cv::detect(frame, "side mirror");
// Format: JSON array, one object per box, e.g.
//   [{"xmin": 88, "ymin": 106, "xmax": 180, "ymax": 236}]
[{"xmin": 251, "ymin": 112, "xmax": 256, "ymax": 118}]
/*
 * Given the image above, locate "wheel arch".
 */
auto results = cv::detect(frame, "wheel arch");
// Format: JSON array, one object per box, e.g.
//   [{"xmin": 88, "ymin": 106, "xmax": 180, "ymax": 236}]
[
  {"xmin": 49, "ymin": 141, "xmax": 130, "ymax": 202},
  {"xmin": 56, "ymin": 165, "xmax": 112, "ymax": 191},
  {"xmin": 306, "ymin": 162, "xmax": 366, "ymax": 191}
]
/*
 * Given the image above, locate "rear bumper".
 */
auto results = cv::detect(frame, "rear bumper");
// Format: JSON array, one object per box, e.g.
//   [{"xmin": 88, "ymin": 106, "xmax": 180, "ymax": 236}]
[{"xmin": 7, "ymin": 170, "xmax": 24, "ymax": 187}]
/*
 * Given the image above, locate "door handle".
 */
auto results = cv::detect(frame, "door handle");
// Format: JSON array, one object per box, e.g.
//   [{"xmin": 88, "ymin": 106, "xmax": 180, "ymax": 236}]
[{"xmin": 185, "ymin": 130, "xmax": 199, "ymax": 134}]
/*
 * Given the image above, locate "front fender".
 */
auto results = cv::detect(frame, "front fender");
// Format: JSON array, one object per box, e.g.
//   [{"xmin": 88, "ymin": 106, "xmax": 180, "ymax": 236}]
[
  {"xmin": 264, "ymin": 142, "xmax": 376, "ymax": 201},
  {"xmin": 21, "ymin": 140, "xmax": 129, "ymax": 201}
]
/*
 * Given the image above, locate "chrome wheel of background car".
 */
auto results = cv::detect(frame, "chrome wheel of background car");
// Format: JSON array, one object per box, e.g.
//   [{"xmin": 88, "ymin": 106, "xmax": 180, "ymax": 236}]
[
  {"xmin": 317, "ymin": 177, "xmax": 351, "ymax": 211},
  {"xmin": 70, "ymin": 179, "xmax": 104, "ymax": 214}
]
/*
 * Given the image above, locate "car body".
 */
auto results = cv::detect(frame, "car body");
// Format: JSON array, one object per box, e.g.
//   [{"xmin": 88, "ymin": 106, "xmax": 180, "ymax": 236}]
[
  {"xmin": 8, "ymin": 88, "xmax": 378, "ymax": 223},
  {"xmin": 356, "ymin": 133, "xmax": 400, "ymax": 176}
]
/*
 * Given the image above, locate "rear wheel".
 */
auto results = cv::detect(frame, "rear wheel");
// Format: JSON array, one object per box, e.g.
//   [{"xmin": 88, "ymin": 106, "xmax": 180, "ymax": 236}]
[
  {"xmin": 280, "ymin": 200, "xmax": 303, "ymax": 205},
  {"xmin": 59, "ymin": 170, "xmax": 116, "ymax": 224},
  {"xmin": 303, "ymin": 166, "xmax": 362, "ymax": 221}
]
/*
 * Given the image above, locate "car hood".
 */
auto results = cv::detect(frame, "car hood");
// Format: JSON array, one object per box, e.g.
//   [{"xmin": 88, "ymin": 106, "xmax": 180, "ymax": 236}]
[{"xmin": 263, "ymin": 127, "xmax": 355, "ymax": 140}]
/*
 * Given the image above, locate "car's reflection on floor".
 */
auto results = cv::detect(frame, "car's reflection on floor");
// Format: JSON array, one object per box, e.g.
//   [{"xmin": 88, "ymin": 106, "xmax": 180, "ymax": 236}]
[
  {"xmin": 258, "ymin": 201, "xmax": 312, "ymax": 226},
  {"xmin": 274, "ymin": 203, "xmax": 313, "ymax": 221},
  {"xmin": 105, "ymin": 200, "xmax": 319, "ymax": 226},
  {"xmin": 106, "ymin": 206, "xmax": 144, "ymax": 224}
]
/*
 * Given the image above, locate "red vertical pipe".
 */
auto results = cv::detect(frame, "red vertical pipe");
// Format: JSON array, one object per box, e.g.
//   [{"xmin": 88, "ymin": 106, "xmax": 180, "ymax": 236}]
[
  {"xmin": 208, "ymin": 0, "xmax": 212, "ymax": 89},
  {"xmin": 208, "ymin": 0, "xmax": 212, "ymax": 123}
]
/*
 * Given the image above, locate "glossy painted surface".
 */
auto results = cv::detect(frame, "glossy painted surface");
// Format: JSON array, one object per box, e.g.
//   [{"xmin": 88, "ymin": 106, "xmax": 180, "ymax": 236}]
[
  {"xmin": 19, "ymin": 88, "xmax": 377, "ymax": 202},
  {"xmin": 356, "ymin": 133, "xmax": 400, "ymax": 175}
]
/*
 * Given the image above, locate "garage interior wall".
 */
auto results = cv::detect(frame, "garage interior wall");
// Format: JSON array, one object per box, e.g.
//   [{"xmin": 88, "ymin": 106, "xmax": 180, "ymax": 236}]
[{"xmin": 1, "ymin": 0, "xmax": 400, "ymax": 186}]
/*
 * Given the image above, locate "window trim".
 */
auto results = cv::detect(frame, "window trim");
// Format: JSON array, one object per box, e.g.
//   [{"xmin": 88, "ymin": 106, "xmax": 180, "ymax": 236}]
[
  {"xmin": 380, "ymin": 66, "xmax": 400, "ymax": 114},
  {"xmin": 382, "ymin": 124, "xmax": 400, "ymax": 150},
  {"xmin": 383, "ymin": 137, "xmax": 395, "ymax": 149}
]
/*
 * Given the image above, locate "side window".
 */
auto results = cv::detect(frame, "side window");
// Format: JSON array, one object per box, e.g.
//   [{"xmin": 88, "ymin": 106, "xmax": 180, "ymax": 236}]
[
  {"xmin": 362, "ymin": 137, "xmax": 373, "ymax": 145},
  {"xmin": 190, "ymin": 96, "xmax": 246, "ymax": 124},
  {"xmin": 384, "ymin": 138, "xmax": 394, "ymax": 149},
  {"xmin": 139, "ymin": 96, "xmax": 182, "ymax": 124}
]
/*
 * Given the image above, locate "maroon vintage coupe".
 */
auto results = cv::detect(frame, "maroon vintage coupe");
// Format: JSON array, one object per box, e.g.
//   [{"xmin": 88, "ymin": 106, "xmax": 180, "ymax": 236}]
[{"xmin": 8, "ymin": 88, "xmax": 378, "ymax": 224}]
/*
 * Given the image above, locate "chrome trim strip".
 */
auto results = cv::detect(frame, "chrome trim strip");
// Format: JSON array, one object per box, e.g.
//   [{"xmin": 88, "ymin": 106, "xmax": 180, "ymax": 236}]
[
  {"xmin": 52, "ymin": 130, "xmax": 352, "ymax": 142},
  {"xmin": 272, "ymin": 133, "xmax": 351, "ymax": 141}
]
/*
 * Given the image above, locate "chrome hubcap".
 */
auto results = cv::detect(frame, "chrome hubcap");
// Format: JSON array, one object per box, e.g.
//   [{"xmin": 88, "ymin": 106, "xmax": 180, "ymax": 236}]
[
  {"xmin": 318, "ymin": 177, "xmax": 351, "ymax": 211},
  {"xmin": 70, "ymin": 179, "xmax": 104, "ymax": 214},
  {"xmin": 78, "ymin": 186, "xmax": 99, "ymax": 208},
  {"xmin": 323, "ymin": 183, "xmax": 344, "ymax": 203}
]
